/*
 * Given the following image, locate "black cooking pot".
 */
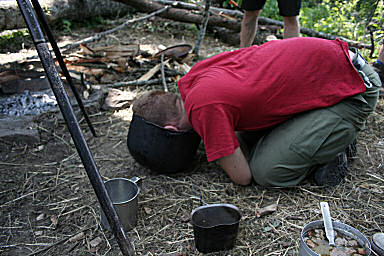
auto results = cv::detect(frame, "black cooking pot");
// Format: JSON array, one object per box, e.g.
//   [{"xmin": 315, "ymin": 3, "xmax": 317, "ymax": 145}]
[{"xmin": 127, "ymin": 113, "xmax": 201, "ymax": 173}]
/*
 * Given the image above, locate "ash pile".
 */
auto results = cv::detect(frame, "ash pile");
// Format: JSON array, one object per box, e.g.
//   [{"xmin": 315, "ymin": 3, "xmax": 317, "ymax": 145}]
[
  {"xmin": 0, "ymin": 89, "xmax": 57, "ymax": 117},
  {"xmin": 0, "ymin": 69, "xmax": 58, "ymax": 117}
]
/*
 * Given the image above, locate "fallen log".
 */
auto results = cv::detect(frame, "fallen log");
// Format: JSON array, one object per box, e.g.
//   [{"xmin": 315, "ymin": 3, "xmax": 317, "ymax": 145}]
[
  {"xmin": 114, "ymin": 0, "xmax": 371, "ymax": 49},
  {"xmin": 0, "ymin": 0, "xmax": 131, "ymax": 31},
  {"xmin": 113, "ymin": 0, "xmax": 241, "ymax": 31}
]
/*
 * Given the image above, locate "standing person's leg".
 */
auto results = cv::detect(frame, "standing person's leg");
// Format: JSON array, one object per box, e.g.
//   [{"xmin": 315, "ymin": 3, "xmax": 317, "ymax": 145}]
[
  {"xmin": 278, "ymin": 0, "xmax": 301, "ymax": 38},
  {"xmin": 378, "ymin": 44, "xmax": 384, "ymax": 62},
  {"xmin": 240, "ymin": 10, "xmax": 262, "ymax": 48},
  {"xmin": 240, "ymin": 0, "xmax": 267, "ymax": 48},
  {"xmin": 282, "ymin": 16, "xmax": 300, "ymax": 38}
]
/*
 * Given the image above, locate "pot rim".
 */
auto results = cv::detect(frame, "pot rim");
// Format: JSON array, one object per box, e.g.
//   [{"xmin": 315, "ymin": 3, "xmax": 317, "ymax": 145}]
[
  {"xmin": 132, "ymin": 113, "xmax": 195, "ymax": 135},
  {"xmin": 104, "ymin": 177, "xmax": 140, "ymax": 205},
  {"xmin": 191, "ymin": 203, "xmax": 242, "ymax": 228}
]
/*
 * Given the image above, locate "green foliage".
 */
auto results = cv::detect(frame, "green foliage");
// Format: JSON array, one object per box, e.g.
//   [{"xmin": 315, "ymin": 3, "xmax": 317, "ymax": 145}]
[
  {"xmin": 54, "ymin": 15, "xmax": 108, "ymax": 34},
  {"xmin": 0, "ymin": 29, "xmax": 31, "ymax": 53},
  {"xmin": 218, "ymin": 0, "xmax": 383, "ymax": 59},
  {"xmin": 258, "ymin": 0, "xmax": 281, "ymax": 21},
  {"xmin": 300, "ymin": 0, "xmax": 384, "ymax": 59},
  {"xmin": 57, "ymin": 19, "xmax": 73, "ymax": 33}
]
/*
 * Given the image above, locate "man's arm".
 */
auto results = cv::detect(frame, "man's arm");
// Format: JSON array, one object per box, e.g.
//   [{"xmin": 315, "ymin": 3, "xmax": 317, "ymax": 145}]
[{"xmin": 217, "ymin": 147, "xmax": 252, "ymax": 185}]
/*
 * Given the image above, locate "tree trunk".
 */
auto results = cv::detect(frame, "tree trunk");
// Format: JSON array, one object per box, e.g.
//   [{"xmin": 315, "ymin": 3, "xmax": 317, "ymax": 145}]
[{"xmin": 0, "ymin": 0, "xmax": 132, "ymax": 31}]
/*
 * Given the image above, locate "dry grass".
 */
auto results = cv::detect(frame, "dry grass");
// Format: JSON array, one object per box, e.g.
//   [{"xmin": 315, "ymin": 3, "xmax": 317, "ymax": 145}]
[{"xmin": 0, "ymin": 96, "xmax": 383, "ymax": 256}]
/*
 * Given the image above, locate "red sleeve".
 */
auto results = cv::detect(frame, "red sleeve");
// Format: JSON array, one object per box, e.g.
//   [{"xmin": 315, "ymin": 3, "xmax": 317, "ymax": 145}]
[{"xmin": 189, "ymin": 104, "xmax": 240, "ymax": 162}]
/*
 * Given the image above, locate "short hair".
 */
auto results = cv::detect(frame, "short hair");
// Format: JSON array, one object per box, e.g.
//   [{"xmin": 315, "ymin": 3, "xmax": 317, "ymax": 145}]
[{"xmin": 132, "ymin": 90, "xmax": 182, "ymax": 127}]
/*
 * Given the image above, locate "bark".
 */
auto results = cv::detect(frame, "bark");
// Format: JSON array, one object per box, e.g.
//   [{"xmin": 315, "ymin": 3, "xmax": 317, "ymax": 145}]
[
  {"xmin": 113, "ymin": 0, "xmax": 241, "ymax": 31},
  {"xmin": 114, "ymin": 0, "xmax": 371, "ymax": 49},
  {"xmin": 0, "ymin": 0, "xmax": 132, "ymax": 31}
]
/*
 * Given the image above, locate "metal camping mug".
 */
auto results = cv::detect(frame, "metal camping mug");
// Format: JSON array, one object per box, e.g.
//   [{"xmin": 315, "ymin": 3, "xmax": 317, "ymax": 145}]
[
  {"xmin": 100, "ymin": 176, "xmax": 141, "ymax": 232},
  {"xmin": 191, "ymin": 203, "xmax": 242, "ymax": 253}
]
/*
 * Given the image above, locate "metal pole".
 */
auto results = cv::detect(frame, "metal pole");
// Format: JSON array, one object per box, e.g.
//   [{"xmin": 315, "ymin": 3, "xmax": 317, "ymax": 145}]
[
  {"xmin": 16, "ymin": 0, "xmax": 135, "ymax": 255},
  {"xmin": 30, "ymin": 0, "xmax": 97, "ymax": 137}
]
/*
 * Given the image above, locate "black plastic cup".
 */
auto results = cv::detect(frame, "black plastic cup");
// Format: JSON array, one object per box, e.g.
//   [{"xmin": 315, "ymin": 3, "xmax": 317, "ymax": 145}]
[
  {"xmin": 191, "ymin": 204, "xmax": 242, "ymax": 253},
  {"xmin": 127, "ymin": 113, "xmax": 201, "ymax": 174}
]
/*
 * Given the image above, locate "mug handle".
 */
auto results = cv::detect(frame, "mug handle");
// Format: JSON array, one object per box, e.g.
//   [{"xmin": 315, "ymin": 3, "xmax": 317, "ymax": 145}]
[{"xmin": 129, "ymin": 176, "xmax": 142, "ymax": 187}]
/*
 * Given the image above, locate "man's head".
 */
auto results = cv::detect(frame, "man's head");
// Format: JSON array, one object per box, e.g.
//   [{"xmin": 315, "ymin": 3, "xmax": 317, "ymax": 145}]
[{"xmin": 132, "ymin": 90, "xmax": 191, "ymax": 131}]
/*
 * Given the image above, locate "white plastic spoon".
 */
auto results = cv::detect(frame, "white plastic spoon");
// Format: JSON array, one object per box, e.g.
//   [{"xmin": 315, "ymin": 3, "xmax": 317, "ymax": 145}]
[{"xmin": 320, "ymin": 202, "xmax": 336, "ymax": 246}]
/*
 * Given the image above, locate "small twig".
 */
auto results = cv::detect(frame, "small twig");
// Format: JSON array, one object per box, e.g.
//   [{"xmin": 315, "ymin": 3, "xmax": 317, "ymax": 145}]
[
  {"xmin": 0, "ymin": 162, "xmax": 57, "ymax": 167},
  {"xmin": 364, "ymin": 0, "xmax": 380, "ymax": 30},
  {"xmin": 368, "ymin": 26, "xmax": 375, "ymax": 58},
  {"xmin": 26, "ymin": 227, "xmax": 92, "ymax": 256},
  {"xmin": 95, "ymin": 78, "xmax": 172, "ymax": 89},
  {"xmin": 61, "ymin": 6, "xmax": 170, "ymax": 52},
  {"xmin": 0, "ymin": 188, "xmax": 50, "ymax": 208},
  {"xmin": 193, "ymin": 0, "xmax": 211, "ymax": 58},
  {"xmin": 299, "ymin": 187, "xmax": 340, "ymax": 200},
  {"xmin": 60, "ymin": 205, "xmax": 88, "ymax": 217},
  {"xmin": 37, "ymin": 126, "xmax": 71, "ymax": 147},
  {"xmin": 366, "ymin": 172, "xmax": 384, "ymax": 183},
  {"xmin": 160, "ymin": 53, "xmax": 168, "ymax": 92}
]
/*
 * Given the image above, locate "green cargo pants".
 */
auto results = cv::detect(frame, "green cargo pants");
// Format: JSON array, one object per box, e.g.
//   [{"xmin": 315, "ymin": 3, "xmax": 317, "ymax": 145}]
[{"xmin": 245, "ymin": 61, "xmax": 381, "ymax": 187}]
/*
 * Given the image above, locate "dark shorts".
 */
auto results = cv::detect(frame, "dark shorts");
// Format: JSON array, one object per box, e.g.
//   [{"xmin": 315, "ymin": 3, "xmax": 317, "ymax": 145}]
[{"xmin": 241, "ymin": 0, "xmax": 301, "ymax": 16}]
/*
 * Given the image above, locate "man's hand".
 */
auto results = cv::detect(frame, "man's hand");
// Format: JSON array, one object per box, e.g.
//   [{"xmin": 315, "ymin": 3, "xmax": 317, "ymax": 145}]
[{"xmin": 217, "ymin": 147, "xmax": 252, "ymax": 185}]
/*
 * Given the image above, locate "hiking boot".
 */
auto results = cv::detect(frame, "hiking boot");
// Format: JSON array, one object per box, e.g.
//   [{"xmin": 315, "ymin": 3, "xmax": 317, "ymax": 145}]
[
  {"xmin": 372, "ymin": 233, "xmax": 384, "ymax": 256},
  {"xmin": 313, "ymin": 152, "xmax": 349, "ymax": 186},
  {"xmin": 345, "ymin": 139, "xmax": 357, "ymax": 162}
]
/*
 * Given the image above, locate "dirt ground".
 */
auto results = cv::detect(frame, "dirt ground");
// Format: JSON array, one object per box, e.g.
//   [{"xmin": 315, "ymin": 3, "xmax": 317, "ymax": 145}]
[{"xmin": 1, "ymin": 11, "xmax": 384, "ymax": 256}]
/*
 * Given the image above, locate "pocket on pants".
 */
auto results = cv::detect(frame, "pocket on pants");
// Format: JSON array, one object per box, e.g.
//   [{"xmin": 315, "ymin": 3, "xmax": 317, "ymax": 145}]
[{"xmin": 289, "ymin": 111, "xmax": 342, "ymax": 159}]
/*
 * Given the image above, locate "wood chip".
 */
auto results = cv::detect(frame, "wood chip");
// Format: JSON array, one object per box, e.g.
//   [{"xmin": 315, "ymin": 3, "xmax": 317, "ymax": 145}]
[
  {"xmin": 34, "ymin": 230, "xmax": 43, "ymax": 236},
  {"xmin": 90, "ymin": 236, "xmax": 102, "ymax": 248},
  {"xmin": 137, "ymin": 63, "xmax": 161, "ymax": 81},
  {"xmin": 144, "ymin": 207, "xmax": 152, "ymax": 214},
  {"xmin": 256, "ymin": 203, "xmax": 278, "ymax": 218},
  {"xmin": 36, "ymin": 213, "xmax": 45, "ymax": 221},
  {"xmin": 50, "ymin": 215, "xmax": 58, "ymax": 227},
  {"xmin": 69, "ymin": 232, "xmax": 85, "ymax": 243}
]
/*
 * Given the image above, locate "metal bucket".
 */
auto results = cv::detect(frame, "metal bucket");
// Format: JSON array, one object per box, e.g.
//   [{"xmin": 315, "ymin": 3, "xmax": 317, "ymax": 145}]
[
  {"xmin": 100, "ymin": 177, "xmax": 140, "ymax": 232},
  {"xmin": 299, "ymin": 220, "xmax": 371, "ymax": 255},
  {"xmin": 191, "ymin": 204, "xmax": 242, "ymax": 253}
]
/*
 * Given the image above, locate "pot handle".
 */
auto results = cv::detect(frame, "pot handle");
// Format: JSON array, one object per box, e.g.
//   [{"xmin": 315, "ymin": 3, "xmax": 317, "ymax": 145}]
[{"xmin": 129, "ymin": 176, "xmax": 142, "ymax": 187}]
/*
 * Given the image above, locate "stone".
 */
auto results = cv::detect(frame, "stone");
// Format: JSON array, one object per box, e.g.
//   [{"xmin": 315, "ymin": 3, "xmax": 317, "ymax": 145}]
[
  {"xmin": 101, "ymin": 88, "xmax": 136, "ymax": 110},
  {"xmin": 0, "ymin": 116, "xmax": 40, "ymax": 146},
  {"xmin": 0, "ymin": 70, "xmax": 50, "ymax": 94}
]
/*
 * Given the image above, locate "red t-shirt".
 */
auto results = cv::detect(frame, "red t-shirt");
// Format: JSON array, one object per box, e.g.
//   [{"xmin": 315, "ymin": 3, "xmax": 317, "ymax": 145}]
[{"xmin": 177, "ymin": 37, "xmax": 366, "ymax": 162}]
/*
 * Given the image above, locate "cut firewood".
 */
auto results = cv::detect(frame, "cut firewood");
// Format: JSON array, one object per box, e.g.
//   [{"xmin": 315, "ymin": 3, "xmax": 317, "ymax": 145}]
[
  {"xmin": 138, "ymin": 59, "xmax": 170, "ymax": 81},
  {"xmin": 138, "ymin": 63, "xmax": 161, "ymax": 81},
  {"xmin": 256, "ymin": 203, "xmax": 278, "ymax": 218},
  {"xmin": 91, "ymin": 44, "xmax": 140, "ymax": 58}
]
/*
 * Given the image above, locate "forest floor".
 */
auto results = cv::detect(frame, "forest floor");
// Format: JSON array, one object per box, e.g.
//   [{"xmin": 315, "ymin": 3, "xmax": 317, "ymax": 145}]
[{"xmin": 0, "ymin": 10, "xmax": 384, "ymax": 256}]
